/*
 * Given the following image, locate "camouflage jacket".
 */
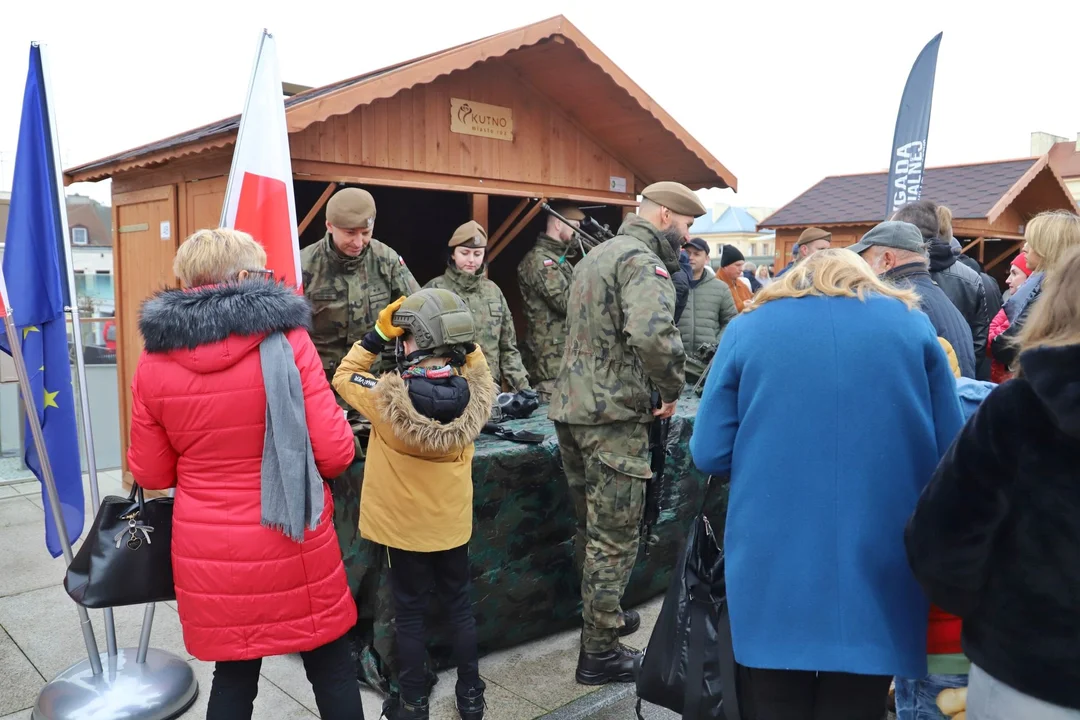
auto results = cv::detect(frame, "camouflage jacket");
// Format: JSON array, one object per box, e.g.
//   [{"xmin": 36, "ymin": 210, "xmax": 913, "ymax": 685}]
[
  {"xmin": 425, "ymin": 265, "xmax": 531, "ymax": 392},
  {"xmin": 548, "ymin": 214, "xmax": 686, "ymax": 426},
  {"xmin": 516, "ymin": 234, "xmax": 574, "ymax": 383},
  {"xmin": 300, "ymin": 234, "xmax": 420, "ymax": 380}
]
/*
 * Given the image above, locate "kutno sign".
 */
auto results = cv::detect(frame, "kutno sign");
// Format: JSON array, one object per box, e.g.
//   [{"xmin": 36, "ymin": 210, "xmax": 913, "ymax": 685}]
[{"xmin": 450, "ymin": 98, "xmax": 514, "ymax": 142}]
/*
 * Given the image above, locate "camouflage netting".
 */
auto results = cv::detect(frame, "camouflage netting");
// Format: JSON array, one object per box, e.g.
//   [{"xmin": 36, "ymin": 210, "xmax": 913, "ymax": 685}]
[{"xmin": 329, "ymin": 391, "xmax": 727, "ymax": 693}]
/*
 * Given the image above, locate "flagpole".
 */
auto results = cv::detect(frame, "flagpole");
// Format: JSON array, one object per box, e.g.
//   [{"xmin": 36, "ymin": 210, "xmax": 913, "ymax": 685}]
[
  {"xmin": 36, "ymin": 42, "xmax": 119, "ymax": 661},
  {"xmin": 0, "ymin": 273, "xmax": 103, "ymax": 677},
  {"xmin": 220, "ymin": 28, "xmax": 270, "ymax": 227}
]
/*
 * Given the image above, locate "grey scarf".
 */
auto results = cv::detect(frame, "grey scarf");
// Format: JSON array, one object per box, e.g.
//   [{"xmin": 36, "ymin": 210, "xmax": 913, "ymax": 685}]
[{"xmin": 259, "ymin": 332, "xmax": 324, "ymax": 542}]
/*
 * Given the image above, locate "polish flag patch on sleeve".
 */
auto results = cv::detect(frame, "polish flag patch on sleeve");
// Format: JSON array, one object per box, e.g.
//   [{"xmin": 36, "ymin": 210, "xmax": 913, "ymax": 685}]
[
  {"xmin": 655, "ymin": 266, "xmax": 670, "ymax": 278},
  {"xmin": 543, "ymin": 259, "xmax": 555, "ymax": 267},
  {"xmin": 399, "ymin": 256, "xmax": 407, "ymax": 266}
]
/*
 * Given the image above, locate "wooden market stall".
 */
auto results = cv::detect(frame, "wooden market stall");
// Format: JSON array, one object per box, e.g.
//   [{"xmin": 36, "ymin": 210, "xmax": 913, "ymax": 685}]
[{"xmin": 64, "ymin": 14, "xmax": 736, "ymax": 469}]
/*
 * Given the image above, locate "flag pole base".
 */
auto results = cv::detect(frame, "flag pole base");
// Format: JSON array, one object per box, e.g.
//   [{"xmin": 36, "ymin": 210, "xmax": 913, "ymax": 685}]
[{"xmin": 32, "ymin": 647, "xmax": 198, "ymax": 720}]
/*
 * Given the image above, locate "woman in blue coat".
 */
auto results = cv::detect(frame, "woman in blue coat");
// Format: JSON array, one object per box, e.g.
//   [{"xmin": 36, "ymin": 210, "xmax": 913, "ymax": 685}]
[{"xmin": 691, "ymin": 249, "xmax": 964, "ymax": 719}]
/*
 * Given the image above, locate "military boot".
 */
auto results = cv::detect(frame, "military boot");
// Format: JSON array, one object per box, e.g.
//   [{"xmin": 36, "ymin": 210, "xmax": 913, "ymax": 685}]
[
  {"xmin": 575, "ymin": 645, "xmax": 642, "ymax": 685},
  {"xmin": 456, "ymin": 678, "xmax": 486, "ymax": 720},
  {"xmin": 617, "ymin": 609, "xmax": 641, "ymax": 637},
  {"xmin": 381, "ymin": 695, "xmax": 429, "ymax": 720}
]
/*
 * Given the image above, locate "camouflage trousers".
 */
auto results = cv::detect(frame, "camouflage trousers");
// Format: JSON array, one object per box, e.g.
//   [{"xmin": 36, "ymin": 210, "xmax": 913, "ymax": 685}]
[{"xmin": 554, "ymin": 420, "xmax": 649, "ymax": 653}]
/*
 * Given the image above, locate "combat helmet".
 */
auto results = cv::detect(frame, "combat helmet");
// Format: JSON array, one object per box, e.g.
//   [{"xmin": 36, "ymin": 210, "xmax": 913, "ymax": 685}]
[{"xmin": 391, "ymin": 288, "xmax": 474, "ymax": 365}]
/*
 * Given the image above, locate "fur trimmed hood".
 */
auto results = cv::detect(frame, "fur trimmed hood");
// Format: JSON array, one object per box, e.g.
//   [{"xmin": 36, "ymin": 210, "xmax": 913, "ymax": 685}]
[
  {"xmin": 139, "ymin": 280, "xmax": 311, "ymax": 353},
  {"xmin": 373, "ymin": 358, "xmax": 495, "ymax": 455}
]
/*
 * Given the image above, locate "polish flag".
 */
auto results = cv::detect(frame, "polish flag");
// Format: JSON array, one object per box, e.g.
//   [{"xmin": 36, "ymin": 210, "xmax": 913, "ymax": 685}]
[{"xmin": 220, "ymin": 30, "xmax": 302, "ymax": 290}]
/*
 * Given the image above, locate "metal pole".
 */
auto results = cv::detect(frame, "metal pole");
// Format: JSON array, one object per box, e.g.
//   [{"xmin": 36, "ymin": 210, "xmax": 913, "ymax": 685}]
[
  {"xmin": 37, "ymin": 42, "xmax": 118, "ymax": 659},
  {"xmin": 136, "ymin": 603, "xmax": 155, "ymax": 664},
  {"xmin": 0, "ymin": 279, "xmax": 103, "ymax": 676}
]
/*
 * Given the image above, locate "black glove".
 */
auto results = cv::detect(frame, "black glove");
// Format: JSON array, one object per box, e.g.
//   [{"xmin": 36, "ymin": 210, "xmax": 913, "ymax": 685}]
[
  {"xmin": 519, "ymin": 388, "xmax": 538, "ymax": 401},
  {"xmin": 361, "ymin": 331, "xmax": 387, "ymax": 355},
  {"xmin": 462, "ymin": 342, "xmax": 477, "ymax": 354}
]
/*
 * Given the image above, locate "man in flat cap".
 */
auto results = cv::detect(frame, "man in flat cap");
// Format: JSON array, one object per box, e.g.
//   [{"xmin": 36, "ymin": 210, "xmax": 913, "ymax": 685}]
[
  {"xmin": 549, "ymin": 180, "xmax": 699, "ymax": 684},
  {"xmin": 516, "ymin": 202, "xmax": 584, "ymax": 402},
  {"xmin": 777, "ymin": 226, "xmax": 833, "ymax": 278},
  {"xmin": 301, "ymin": 187, "xmax": 421, "ymax": 386},
  {"xmin": 426, "ymin": 220, "xmax": 535, "ymax": 401}
]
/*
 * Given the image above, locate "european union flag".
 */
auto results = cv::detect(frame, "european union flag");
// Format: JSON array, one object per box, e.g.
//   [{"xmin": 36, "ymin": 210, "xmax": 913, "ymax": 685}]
[{"xmin": 0, "ymin": 44, "xmax": 84, "ymax": 558}]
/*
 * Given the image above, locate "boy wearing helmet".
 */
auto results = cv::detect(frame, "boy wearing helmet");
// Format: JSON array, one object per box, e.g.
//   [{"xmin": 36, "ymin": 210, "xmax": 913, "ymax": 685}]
[{"xmin": 333, "ymin": 290, "xmax": 496, "ymax": 720}]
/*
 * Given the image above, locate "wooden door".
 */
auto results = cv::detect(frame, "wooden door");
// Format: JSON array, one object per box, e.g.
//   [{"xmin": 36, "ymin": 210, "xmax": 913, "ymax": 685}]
[
  {"xmin": 113, "ymin": 186, "xmax": 178, "ymax": 471},
  {"xmin": 182, "ymin": 176, "xmax": 227, "ymax": 240}
]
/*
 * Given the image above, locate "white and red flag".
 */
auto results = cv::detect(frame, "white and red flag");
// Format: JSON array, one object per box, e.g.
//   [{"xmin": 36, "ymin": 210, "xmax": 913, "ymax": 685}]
[{"xmin": 220, "ymin": 29, "xmax": 302, "ymax": 289}]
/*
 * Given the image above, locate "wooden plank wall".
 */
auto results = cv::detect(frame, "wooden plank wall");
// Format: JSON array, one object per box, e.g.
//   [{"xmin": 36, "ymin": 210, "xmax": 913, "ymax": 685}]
[{"xmin": 289, "ymin": 62, "xmax": 632, "ymax": 196}]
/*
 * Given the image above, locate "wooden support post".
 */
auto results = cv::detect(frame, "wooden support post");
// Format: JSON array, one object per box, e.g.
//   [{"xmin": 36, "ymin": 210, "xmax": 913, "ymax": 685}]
[
  {"xmin": 960, "ymin": 237, "xmax": 983, "ymax": 254},
  {"xmin": 471, "ymin": 194, "xmax": 489, "ymax": 232},
  {"xmin": 490, "ymin": 198, "xmax": 529, "ymax": 247},
  {"xmin": 978, "ymin": 238, "xmax": 986, "ymax": 264},
  {"xmin": 488, "ymin": 199, "xmax": 545, "ymax": 262},
  {"xmin": 984, "ymin": 240, "xmax": 1024, "ymax": 272},
  {"xmin": 297, "ymin": 182, "xmax": 337, "ymax": 235}
]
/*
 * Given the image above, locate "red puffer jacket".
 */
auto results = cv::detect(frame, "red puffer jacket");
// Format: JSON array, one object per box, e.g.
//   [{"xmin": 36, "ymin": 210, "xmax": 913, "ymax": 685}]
[{"xmin": 127, "ymin": 281, "xmax": 356, "ymax": 662}]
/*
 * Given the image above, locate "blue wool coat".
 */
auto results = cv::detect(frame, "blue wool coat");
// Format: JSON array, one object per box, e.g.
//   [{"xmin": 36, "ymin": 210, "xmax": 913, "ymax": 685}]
[{"xmin": 691, "ymin": 294, "xmax": 964, "ymax": 679}]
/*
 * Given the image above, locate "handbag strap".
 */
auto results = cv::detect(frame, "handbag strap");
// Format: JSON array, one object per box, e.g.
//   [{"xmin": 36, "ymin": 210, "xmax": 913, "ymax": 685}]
[{"xmin": 125, "ymin": 480, "xmax": 146, "ymax": 512}]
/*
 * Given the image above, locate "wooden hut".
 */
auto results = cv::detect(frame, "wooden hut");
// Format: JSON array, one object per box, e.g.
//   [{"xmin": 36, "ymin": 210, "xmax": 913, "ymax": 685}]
[
  {"xmin": 760, "ymin": 155, "xmax": 1078, "ymax": 272},
  {"xmin": 63, "ymin": 15, "xmax": 736, "ymax": 467}
]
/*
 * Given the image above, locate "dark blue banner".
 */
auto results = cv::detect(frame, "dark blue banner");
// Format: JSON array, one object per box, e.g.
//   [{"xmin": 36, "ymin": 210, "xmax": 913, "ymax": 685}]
[{"xmin": 885, "ymin": 32, "xmax": 943, "ymax": 218}]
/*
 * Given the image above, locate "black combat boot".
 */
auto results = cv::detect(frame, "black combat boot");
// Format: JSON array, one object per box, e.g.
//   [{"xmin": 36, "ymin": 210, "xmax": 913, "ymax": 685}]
[
  {"xmin": 456, "ymin": 678, "xmax": 486, "ymax": 720},
  {"xmin": 381, "ymin": 695, "xmax": 429, "ymax": 720},
  {"xmin": 617, "ymin": 609, "xmax": 641, "ymax": 637},
  {"xmin": 575, "ymin": 645, "xmax": 642, "ymax": 685}
]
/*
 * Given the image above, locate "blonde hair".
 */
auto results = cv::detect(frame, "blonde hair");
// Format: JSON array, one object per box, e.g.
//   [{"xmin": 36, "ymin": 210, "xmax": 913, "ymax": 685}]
[
  {"xmin": 937, "ymin": 205, "xmax": 953, "ymax": 241},
  {"xmin": 746, "ymin": 248, "xmax": 920, "ymax": 312},
  {"xmin": 1025, "ymin": 211, "xmax": 1080, "ymax": 275},
  {"xmin": 173, "ymin": 228, "xmax": 268, "ymax": 287},
  {"xmin": 1017, "ymin": 245, "xmax": 1080, "ymax": 362}
]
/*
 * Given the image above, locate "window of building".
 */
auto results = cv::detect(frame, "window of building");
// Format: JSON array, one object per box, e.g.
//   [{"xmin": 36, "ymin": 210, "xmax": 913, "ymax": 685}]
[
  {"xmin": 71, "ymin": 226, "xmax": 89, "ymax": 246},
  {"xmin": 750, "ymin": 243, "xmax": 758, "ymax": 256}
]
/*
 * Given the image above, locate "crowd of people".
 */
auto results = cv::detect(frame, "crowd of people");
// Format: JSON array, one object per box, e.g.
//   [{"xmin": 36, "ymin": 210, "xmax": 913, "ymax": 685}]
[{"xmin": 120, "ymin": 175, "xmax": 1080, "ymax": 720}]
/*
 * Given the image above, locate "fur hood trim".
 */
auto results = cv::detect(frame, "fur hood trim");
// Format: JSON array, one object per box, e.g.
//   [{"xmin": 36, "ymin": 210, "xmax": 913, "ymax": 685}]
[
  {"xmin": 373, "ymin": 358, "xmax": 495, "ymax": 454},
  {"xmin": 139, "ymin": 280, "xmax": 311, "ymax": 353}
]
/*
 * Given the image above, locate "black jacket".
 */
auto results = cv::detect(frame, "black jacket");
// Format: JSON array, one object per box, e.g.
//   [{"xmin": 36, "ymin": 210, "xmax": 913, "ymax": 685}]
[
  {"xmin": 929, "ymin": 243, "xmax": 990, "ymax": 379},
  {"xmin": 885, "ymin": 262, "xmax": 977, "ymax": 378},
  {"xmin": 906, "ymin": 344, "xmax": 1080, "ymax": 710}
]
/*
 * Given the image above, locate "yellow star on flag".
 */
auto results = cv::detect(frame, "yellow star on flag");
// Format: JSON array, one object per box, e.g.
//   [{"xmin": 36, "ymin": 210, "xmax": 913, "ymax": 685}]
[
  {"xmin": 43, "ymin": 389, "xmax": 59, "ymax": 409},
  {"xmin": 22, "ymin": 326, "xmax": 39, "ymax": 339}
]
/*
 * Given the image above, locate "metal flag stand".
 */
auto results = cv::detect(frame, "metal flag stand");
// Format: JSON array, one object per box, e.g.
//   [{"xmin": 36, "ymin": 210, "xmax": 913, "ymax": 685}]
[{"xmin": 10, "ymin": 42, "xmax": 198, "ymax": 720}]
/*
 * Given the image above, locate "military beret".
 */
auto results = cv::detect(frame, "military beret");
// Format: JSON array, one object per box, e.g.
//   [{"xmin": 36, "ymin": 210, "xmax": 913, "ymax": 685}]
[
  {"xmin": 641, "ymin": 181, "xmax": 707, "ymax": 218},
  {"xmin": 326, "ymin": 188, "xmax": 376, "ymax": 229},
  {"xmin": 796, "ymin": 227, "xmax": 832, "ymax": 247},
  {"xmin": 550, "ymin": 202, "xmax": 586, "ymax": 222},
  {"xmin": 448, "ymin": 220, "xmax": 488, "ymax": 249}
]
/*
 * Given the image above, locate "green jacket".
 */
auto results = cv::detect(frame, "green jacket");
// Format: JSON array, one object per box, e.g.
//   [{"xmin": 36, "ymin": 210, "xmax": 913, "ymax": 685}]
[
  {"xmin": 678, "ymin": 272, "xmax": 737, "ymax": 374},
  {"xmin": 548, "ymin": 214, "xmax": 686, "ymax": 426},
  {"xmin": 301, "ymin": 234, "xmax": 420, "ymax": 380},
  {"xmin": 516, "ymin": 234, "xmax": 574, "ymax": 384},
  {"xmin": 425, "ymin": 265, "xmax": 531, "ymax": 392}
]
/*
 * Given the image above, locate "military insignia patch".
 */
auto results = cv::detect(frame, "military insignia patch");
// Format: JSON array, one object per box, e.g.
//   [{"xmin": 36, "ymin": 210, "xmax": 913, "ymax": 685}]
[
  {"xmin": 399, "ymin": 257, "xmax": 406, "ymax": 266},
  {"xmin": 543, "ymin": 259, "xmax": 555, "ymax": 267},
  {"xmin": 349, "ymin": 373, "xmax": 378, "ymax": 388},
  {"xmin": 655, "ymin": 266, "xmax": 670, "ymax": 278}
]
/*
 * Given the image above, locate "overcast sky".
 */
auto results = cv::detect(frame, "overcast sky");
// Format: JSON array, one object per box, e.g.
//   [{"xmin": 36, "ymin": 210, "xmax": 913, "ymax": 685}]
[{"xmin": 2, "ymin": 0, "xmax": 1078, "ymax": 211}]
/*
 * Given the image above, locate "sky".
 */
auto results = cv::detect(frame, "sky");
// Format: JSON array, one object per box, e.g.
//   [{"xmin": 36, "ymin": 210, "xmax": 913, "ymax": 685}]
[{"xmin": 1, "ymin": 0, "xmax": 1078, "ymax": 212}]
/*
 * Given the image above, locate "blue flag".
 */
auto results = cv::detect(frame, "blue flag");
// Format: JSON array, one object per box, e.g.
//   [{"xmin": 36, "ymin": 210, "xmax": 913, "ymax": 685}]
[
  {"xmin": 0, "ymin": 45, "xmax": 84, "ymax": 558},
  {"xmin": 885, "ymin": 32, "xmax": 943, "ymax": 218}
]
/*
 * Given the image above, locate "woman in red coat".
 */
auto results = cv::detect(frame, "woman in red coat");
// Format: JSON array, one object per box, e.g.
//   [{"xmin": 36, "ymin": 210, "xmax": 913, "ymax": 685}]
[{"xmin": 127, "ymin": 229, "xmax": 360, "ymax": 720}]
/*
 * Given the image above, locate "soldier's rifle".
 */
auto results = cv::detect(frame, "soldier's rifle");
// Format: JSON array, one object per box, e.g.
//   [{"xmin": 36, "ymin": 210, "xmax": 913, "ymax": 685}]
[
  {"xmin": 540, "ymin": 202, "xmax": 614, "ymax": 259},
  {"xmin": 641, "ymin": 390, "xmax": 669, "ymax": 554}
]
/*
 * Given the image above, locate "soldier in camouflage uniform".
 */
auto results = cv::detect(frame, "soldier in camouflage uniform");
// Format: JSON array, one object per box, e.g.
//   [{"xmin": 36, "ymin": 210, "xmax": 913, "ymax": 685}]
[
  {"xmin": 301, "ymin": 187, "xmax": 421, "ymax": 387},
  {"xmin": 516, "ymin": 203, "xmax": 582, "ymax": 403},
  {"xmin": 548, "ymin": 181, "xmax": 704, "ymax": 684},
  {"xmin": 425, "ymin": 221, "xmax": 535, "ymax": 397}
]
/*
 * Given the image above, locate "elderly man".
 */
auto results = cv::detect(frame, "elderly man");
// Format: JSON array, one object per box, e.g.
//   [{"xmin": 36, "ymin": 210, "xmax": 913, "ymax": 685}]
[
  {"xmin": 679, "ymin": 238, "xmax": 737, "ymax": 382},
  {"xmin": 550, "ymin": 181, "xmax": 699, "ymax": 684},
  {"xmin": 849, "ymin": 220, "xmax": 977, "ymax": 378}
]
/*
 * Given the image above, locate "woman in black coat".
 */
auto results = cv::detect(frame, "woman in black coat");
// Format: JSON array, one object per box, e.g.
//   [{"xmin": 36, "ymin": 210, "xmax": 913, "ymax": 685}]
[{"xmin": 906, "ymin": 245, "xmax": 1080, "ymax": 719}]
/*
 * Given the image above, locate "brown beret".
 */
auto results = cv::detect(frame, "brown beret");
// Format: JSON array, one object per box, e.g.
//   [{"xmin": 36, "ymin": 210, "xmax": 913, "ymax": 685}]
[
  {"xmin": 641, "ymin": 181, "xmax": 707, "ymax": 218},
  {"xmin": 449, "ymin": 220, "xmax": 488, "ymax": 249},
  {"xmin": 550, "ymin": 202, "xmax": 586, "ymax": 222},
  {"xmin": 326, "ymin": 188, "xmax": 376, "ymax": 229},
  {"xmin": 797, "ymin": 227, "xmax": 832, "ymax": 246}
]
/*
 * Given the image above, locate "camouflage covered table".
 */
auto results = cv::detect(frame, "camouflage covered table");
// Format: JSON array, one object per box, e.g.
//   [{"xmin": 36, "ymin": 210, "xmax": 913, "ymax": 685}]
[{"xmin": 329, "ymin": 391, "xmax": 726, "ymax": 692}]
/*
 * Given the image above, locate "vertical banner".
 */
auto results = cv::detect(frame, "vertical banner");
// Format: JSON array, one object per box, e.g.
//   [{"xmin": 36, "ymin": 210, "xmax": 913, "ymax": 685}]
[
  {"xmin": 220, "ymin": 29, "xmax": 303, "ymax": 289},
  {"xmin": 885, "ymin": 32, "xmax": 943, "ymax": 218}
]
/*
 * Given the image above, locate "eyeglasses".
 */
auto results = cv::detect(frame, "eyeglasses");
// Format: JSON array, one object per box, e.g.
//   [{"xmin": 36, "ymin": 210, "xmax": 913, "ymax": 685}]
[{"xmin": 246, "ymin": 269, "xmax": 275, "ymax": 281}]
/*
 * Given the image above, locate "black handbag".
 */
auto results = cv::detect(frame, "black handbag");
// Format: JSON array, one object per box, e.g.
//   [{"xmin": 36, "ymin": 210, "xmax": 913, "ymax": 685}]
[
  {"xmin": 64, "ymin": 482, "xmax": 176, "ymax": 608},
  {"xmin": 636, "ymin": 478, "xmax": 740, "ymax": 720}
]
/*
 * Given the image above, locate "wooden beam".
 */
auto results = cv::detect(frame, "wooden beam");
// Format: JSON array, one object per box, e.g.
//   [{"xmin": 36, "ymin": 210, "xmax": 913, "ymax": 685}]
[
  {"xmin": 978, "ymin": 238, "xmax": 986, "ymax": 264},
  {"xmin": 490, "ymin": 198, "xmax": 529, "ymax": 247},
  {"xmin": 298, "ymin": 182, "xmax": 337, "ymax": 235},
  {"xmin": 291, "ymin": 159, "xmax": 637, "ymax": 206},
  {"xmin": 471, "ymin": 194, "xmax": 489, "ymax": 231},
  {"xmin": 960, "ymin": 237, "xmax": 983, "ymax": 254},
  {"xmin": 984, "ymin": 240, "xmax": 1025, "ymax": 272},
  {"xmin": 489, "ymin": 198, "xmax": 545, "ymax": 262}
]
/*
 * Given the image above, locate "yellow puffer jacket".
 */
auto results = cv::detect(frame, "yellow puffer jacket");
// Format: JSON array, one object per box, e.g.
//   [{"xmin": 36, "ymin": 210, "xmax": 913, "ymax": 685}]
[{"xmin": 333, "ymin": 344, "xmax": 495, "ymax": 552}]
